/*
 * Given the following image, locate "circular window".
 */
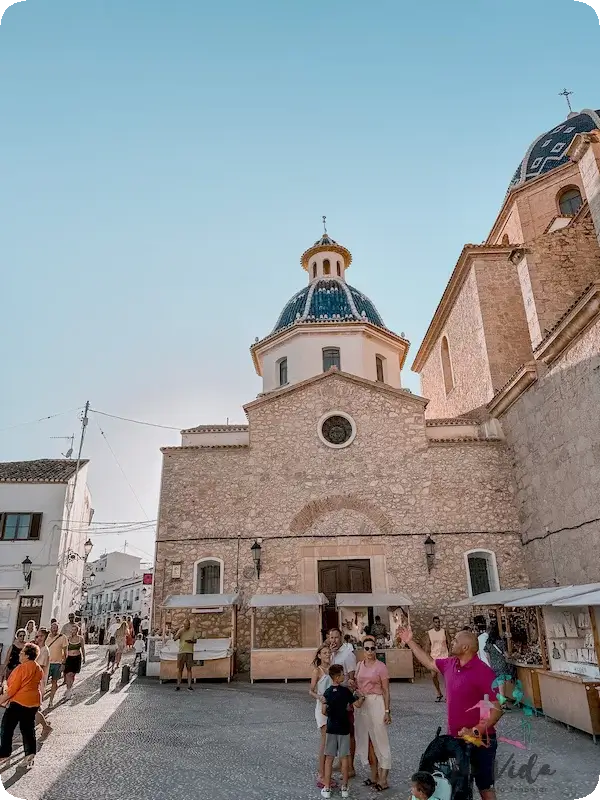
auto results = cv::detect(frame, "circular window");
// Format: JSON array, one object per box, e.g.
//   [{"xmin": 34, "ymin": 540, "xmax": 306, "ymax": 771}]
[{"xmin": 318, "ymin": 412, "xmax": 356, "ymax": 449}]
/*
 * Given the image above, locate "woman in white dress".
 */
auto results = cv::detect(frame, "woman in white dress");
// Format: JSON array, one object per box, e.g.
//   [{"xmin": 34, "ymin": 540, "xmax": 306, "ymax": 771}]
[
  {"xmin": 24, "ymin": 621, "xmax": 37, "ymax": 643},
  {"xmin": 354, "ymin": 636, "xmax": 392, "ymax": 791},
  {"xmin": 309, "ymin": 643, "xmax": 333, "ymax": 790}
]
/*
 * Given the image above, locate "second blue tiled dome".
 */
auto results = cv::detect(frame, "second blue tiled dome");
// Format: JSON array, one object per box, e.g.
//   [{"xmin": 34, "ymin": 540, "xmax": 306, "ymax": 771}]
[{"xmin": 273, "ymin": 279, "xmax": 385, "ymax": 333}]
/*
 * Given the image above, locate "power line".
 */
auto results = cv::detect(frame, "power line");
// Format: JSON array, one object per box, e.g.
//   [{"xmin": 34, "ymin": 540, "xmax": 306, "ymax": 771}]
[
  {"xmin": 90, "ymin": 408, "xmax": 182, "ymax": 431},
  {"xmin": 0, "ymin": 407, "xmax": 83, "ymax": 434},
  {"xmin": 93, "ymin": 418, "xmax": 151, "ymax": 521}
]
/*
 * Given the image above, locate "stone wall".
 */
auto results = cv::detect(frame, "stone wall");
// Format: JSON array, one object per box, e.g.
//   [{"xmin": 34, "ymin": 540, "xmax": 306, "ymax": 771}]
[
  {"xmin": 491, "ymin": 163, "xmax": 584, "ymax": 245},
  {"xmin": 517, "ymin": 221, "xmax": 600, "ymax": 348},
  {"xmin": 154, "ymin": 372, "xmax": 526, "ymax": 669},
  {"xmin": 501, "ymin": 316, "xmax": 600, "ymax": 586},
  {"xmin": 254, "ymin": 608, "xmax": 302, "ymax": 649},
  {"xmin": 474, "ymin": 258, "xmax": 533, "ymax": 393},
  {"xmin": 419, "ymin": 268, "xmax": 493, "ymax": 419}
]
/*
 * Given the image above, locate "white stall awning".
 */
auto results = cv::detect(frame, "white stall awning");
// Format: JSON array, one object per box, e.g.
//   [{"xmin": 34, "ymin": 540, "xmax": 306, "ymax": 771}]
[
  {"xmin": 336, "ymin": 592, "xmax": 412, "ymax": 608},
  {"xmin": 450, "ymin": 588, "xmax": 548, "ymax": 608},
  {"xmin": 249, "ymin": 593, "xmax": 328, "ymax": 608},
  {"xmin": 509, "ymin": 584, "xmax": 600, "ymax": 607},
  {"xmin": 162, "ymin": 594, "xmax": 239, "ymax": 609},
  {"xmin": 553, "ymin": 588, "xmax": 600, "ymax": 607}
]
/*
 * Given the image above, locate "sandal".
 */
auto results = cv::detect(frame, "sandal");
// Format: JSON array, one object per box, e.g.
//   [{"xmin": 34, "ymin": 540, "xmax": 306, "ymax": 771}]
[
  {"xmin": 364, "ymin": 779, "xmax": 375, "ymax": 786},
  {"xmin": 375, "ymin": 785, "xmax": 389, "ymax": 792},
  {"xmin": 435, "ymin": 695, "xmax": 444, "ymax": 703}
]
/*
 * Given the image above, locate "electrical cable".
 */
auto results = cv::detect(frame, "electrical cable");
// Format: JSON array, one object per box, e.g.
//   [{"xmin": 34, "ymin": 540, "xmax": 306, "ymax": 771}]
[
  {"xmin": 92, "ymin": 418, "xmax": 151, "ymax": 521},
  {"xmin": 0, "ymin": 407, "xmax": 83, "ymax": 434},
  {"xmin": 90, "ymin": 408, "xmax": 182, "ymax": 431}
]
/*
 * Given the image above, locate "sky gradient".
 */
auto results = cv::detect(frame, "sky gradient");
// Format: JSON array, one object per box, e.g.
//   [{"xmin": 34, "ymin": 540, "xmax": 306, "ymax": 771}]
[{"xmin": 1, "ymin": 0, "xmax": 598, "ymax": 559}]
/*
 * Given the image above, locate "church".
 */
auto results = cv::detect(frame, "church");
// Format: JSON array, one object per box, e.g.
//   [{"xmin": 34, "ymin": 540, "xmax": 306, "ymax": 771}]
[{"xmin": 152, "ymin": 106, "xmax": 600, "ymax": 669}]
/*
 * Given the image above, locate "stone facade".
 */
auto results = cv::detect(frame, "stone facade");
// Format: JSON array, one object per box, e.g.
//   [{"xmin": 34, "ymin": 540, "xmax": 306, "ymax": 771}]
[
  {"xmin": 516, "ymin": 221, "xmax": 600, "ymax": 348},
  {"xmin": 154, "ymin": 371, "xmax": 526, "ymax": 669},
  {"xmin": 499, "ymin": 315, "xmax": 600, "ymax": 586}
]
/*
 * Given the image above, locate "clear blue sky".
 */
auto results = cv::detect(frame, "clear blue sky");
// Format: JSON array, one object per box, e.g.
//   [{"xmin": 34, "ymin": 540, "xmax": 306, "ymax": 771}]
[{"xmin": 1, "ymin": 0, "xmax": 598, "ymax": 559}]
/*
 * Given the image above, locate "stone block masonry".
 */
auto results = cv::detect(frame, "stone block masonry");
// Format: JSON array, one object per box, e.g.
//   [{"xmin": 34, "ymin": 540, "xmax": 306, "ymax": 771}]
[{"xmin": 153, "ymin": 372, "xmax": 526, "ymax": 669}]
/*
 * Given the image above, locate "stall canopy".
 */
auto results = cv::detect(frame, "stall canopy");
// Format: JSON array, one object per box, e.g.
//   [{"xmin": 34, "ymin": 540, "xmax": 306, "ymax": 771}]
[
  {"xmin": 450, "ymin": 588, "xmax": 548, "ymax": 608},
  {"xmin": 249, "ymin": 593, "xmax": 328, "ymax": 608},
  {"xmin": 508, "ymin": 584, "xmax": 600, "ymax": 607},
  {"xmin": 162, "ymin": 594, "xmax": 239, "ymax": 609},
  {"xmin": 335, "ymin": 592, "xmax": 412, "ymax": 608},
  {"xmin": 544, "ymin": 585, "xmax": 600, "ymax": 607}
]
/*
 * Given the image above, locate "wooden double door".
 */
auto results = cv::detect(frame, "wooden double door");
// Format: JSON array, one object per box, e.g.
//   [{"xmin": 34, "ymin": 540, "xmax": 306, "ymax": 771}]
[{"xmin": 318, "ymin": 560, "xmax": 372, "ymax": 637}]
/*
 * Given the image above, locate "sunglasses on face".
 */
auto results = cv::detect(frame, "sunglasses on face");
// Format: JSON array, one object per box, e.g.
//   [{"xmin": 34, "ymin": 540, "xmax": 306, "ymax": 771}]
[{"xmin": 364, "ymin": 645, "xmax": 376, "ymax": 651}]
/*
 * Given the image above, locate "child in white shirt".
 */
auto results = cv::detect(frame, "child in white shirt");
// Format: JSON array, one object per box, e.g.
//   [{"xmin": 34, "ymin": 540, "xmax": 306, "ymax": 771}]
[{"xmin": 133, "ymin": 633, "xmax": 146, "ymax": 666}]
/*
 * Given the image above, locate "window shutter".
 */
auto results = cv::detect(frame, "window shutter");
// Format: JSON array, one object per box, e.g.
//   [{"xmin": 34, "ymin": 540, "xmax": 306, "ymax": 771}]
[{"xmin": 29, "ymin": 513, "xmax": 42, "ymax": 540}]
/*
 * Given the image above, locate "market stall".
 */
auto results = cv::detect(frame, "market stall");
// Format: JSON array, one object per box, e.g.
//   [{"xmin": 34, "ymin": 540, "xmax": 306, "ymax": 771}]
[
  {"xmin": 540, "ymin": 584, "xmax": 600, "ymax": 742},
  {"xmin": 158, "ymin": 594, "xmax": 238, "ymax": 683},
  {"xmin": 509, "ymin": 583, "xmax": 600, "ymax": 738},
  {"xmin": 249, "ymin": 593, "xmax": 327, "ymax": 683},
  {"xmin": 336, "ymin": 592, "xmax": 414, "ymax": 680}
]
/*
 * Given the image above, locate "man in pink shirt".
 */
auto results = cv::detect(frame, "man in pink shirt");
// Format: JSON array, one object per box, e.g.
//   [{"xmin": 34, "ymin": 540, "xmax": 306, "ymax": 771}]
[{"xmin": 399, "ymin": 627, "xmax": 503, "ymax": 800}]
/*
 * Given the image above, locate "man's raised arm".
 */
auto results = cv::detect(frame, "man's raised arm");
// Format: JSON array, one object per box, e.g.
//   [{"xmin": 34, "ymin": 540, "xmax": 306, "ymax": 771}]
[{"xmin": 398, "ymin": 627, "xmax": 439, "ymax": 673}]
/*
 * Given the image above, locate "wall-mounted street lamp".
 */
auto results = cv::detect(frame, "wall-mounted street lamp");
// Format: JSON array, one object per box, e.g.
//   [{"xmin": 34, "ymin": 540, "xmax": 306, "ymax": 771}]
[
  {"xmin": 424, "ymin": 535, "xmax": 436, "ymax": 573},
  {"xmin": 251, "ymin": 540, "xmax": 262, "ymax": 579},
  {"xmin": 67, "ymin": 538, "xmax": 93, "ymax": 564},
  {"xmin": 22, "ymin": 556, "xmax": 33, "ymax": 589}
]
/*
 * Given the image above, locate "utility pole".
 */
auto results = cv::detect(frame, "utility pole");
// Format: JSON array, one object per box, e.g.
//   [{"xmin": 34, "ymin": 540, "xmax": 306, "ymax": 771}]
[
  {"xmin": 66, "ymin": 401, "xmax": 90, "ymax": 526},
  {"xmin": 63, "ymin": 402, "xmax": 90, "ymax": 596}
]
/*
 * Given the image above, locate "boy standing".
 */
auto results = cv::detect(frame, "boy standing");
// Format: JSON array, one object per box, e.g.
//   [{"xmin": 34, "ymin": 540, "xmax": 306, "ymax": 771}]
[{"xmin": 321, "ymin": 664, "xmax": 364, "ymax": 799}]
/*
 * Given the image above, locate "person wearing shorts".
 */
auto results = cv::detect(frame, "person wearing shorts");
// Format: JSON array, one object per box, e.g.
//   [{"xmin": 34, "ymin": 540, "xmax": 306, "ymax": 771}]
[
  {"xmin": 320, "ymin": 664, "xmax": 364, "ymax": 799},
  {"xmin": 45, "ymin": 622, "xmax": 67, "ymax": 709},
  {"xmin": 173, "ymin": 617, "xmax": 197, "ymax": 692}
]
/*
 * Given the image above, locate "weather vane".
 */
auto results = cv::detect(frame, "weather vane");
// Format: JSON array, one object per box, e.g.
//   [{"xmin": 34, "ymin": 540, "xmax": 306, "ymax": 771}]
[
  {"xmin": 559, "ymin": 88, "xmax": 574, "ymax": 113},
  {"xmin": 322, "ymin": 215, "xmax": 327, "ymax": 235}
]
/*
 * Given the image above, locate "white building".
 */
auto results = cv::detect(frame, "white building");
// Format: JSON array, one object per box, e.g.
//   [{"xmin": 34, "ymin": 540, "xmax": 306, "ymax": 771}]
[
  {"xmin": 0, "ymin": 460, "xmax": 93, "ymax": 657},
  {"xmin": 83, "ymin": 552, "xmax": 153, "ymax": 636}
]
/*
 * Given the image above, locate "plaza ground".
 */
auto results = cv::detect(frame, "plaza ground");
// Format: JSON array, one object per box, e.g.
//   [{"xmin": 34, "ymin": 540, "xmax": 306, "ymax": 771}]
[{"xmin": 1, "ymin": 647, "xmax": 598, "ymax": 800}]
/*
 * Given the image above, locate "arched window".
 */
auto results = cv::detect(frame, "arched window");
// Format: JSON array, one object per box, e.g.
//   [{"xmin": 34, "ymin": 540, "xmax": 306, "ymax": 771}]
[
  {"xmin": 336, "ymin": 261, "xmax": 341, "ymax": 276},
  {"xmin": 312, "ymin": 262, "xmax": 317, "ymax": 279},
  {"xmin": 323, "ymin": 347, "xmax": 341, "ymax": 372},
  {"xmin": 323, "ymin": 259, "xmax": 331, "ymax": 275},
  {"xmin": 193, "ymin": 558, "xmax": 223, "ymax": 595},
  {"xmin": 558, "ymin": 187, "xmax": 583, "ymax": 216},
  {"xmin": 465, "ymin": 550, "xmax": 499, "ymax": 597},
  {"xmin": 277, "ymin": 357, "xmax": 288, "ymax": 386},
  {"xmin": 440, "ymin": 336, "xmax": 454, "ymax": 394},
  {"xmin": 501, "ymin": 233, "xmax": 510, "ymax": 245},
  {"xmin": 375, "ymin": 355, "xmax": 385, "ymax": 382}
]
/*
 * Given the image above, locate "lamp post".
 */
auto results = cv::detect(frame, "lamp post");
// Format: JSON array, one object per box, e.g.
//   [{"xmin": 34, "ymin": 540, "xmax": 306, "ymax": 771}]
[
  {"xmin": 84, "ymin": 538, "xmax": 93, "ymax": 559},
  {"xmin": 424, "ymin": 536, "xmax": 436, "ymax": 573},
  {"xmin": 251, "ymin": 540, "xmax": 262, "ymax": 579},
  {"xmin": 22, "ymin": 556, "xmax": 33, "ymax": 590}
]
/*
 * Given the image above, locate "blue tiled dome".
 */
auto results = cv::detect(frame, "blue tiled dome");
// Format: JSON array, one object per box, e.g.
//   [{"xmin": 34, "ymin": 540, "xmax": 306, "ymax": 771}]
[
  {"xmin": 508, "ymin": 108, "xmax": 600, "ymax": 191},
  {"xmin": 273, "ymin": 279, "xmax": 385, "ymax": 333}
]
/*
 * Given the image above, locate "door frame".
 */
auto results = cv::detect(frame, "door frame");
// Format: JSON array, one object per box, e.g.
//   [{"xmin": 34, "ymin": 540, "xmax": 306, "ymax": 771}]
[
  {"xmin": 317, "ymin": 559, "xmax": 373, "ymax": 635},
  {"xmin": 309, "ymin": 553, "xmax": 389, "ymax": 596}
]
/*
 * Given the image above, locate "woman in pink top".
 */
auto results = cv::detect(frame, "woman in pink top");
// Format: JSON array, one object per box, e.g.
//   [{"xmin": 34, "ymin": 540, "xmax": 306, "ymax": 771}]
[{"xmin": 354, "ymin": 636, "xmax": 392, "ymax": 791}]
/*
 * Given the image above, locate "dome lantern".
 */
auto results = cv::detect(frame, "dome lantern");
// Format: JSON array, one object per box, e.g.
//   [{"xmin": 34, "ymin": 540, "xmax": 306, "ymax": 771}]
[{"xmin": 301, "ymin": 218, "xmax": 352, "ymax": 283}]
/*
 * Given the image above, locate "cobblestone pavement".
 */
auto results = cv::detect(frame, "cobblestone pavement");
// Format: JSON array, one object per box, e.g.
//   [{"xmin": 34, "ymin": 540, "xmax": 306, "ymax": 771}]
[{"xmin": 0, "ymin": 648, "xmax": 598, "ymax": 800}]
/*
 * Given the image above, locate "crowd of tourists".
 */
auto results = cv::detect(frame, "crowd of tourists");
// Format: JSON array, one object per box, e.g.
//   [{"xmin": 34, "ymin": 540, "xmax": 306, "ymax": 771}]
[
  {"xmin": 0, "ymin": 612, "xmax": 148, "ymax": 769},
  {"xmin": 310, "ymin": 619, "xmax": 504, "ymax": 800}
]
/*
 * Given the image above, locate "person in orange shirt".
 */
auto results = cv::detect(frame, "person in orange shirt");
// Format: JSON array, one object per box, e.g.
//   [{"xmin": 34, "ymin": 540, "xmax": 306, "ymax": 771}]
[{"xmin": 0, "ymin": 642, "xmax": 43, "ymax": 767}]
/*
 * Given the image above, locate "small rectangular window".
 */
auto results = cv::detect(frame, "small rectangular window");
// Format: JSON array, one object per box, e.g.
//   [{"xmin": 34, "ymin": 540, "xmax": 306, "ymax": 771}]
[
  {"xmin": 323, "ymin": 347, "xmax": 341, "ymax": 372},
  {"xmin": 376, "ymin": 355, "xmax": 384, "ymax": 382},
  {"xmin": 278, "ymin": 358, "xmax": 288, "ymax": 386},
  {"xmin": 0, "ymin": 513, "xmax": 42, "ymax": 541}
]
